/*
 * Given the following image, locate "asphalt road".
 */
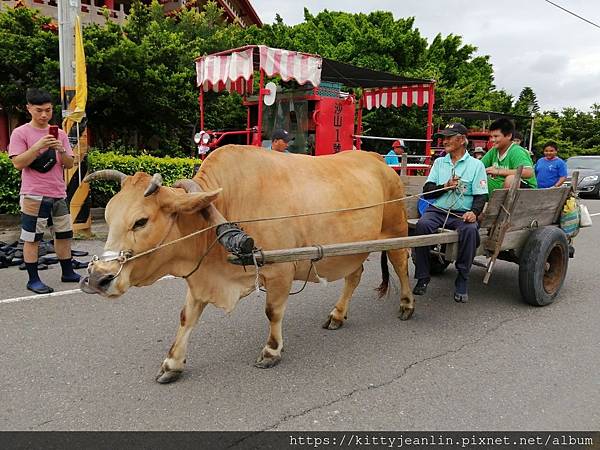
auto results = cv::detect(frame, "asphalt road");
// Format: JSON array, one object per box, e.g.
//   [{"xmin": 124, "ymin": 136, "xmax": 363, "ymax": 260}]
[{"xmin": 1, "ymin": 200, "xmax": 599, "ymax": 431}]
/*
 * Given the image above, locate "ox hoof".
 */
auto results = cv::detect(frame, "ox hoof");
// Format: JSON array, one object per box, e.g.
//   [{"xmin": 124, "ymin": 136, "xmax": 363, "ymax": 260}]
[
  {"xmin": 155, "ymin": 368, "xmax": 183, "ymax": 384},
  {"xmin": 254, "ymin": 353, "xmax": 281, "ymax": 369},
  {"xmin": 322, "ymin": 315, "xmax": 344, "ymax": 330},
  {"xmin": 398, "ymin": 307, "xmax": 414, "ymax": 321}
]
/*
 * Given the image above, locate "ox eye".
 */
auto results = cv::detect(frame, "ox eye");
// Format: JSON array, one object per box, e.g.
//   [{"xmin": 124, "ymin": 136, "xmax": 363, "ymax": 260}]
[{"xmin": 133, "ymin": 218, "xmax": 148, "ymax": 230}]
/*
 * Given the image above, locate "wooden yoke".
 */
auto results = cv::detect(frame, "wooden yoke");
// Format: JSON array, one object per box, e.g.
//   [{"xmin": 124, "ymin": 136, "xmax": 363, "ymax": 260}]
[{"xmin": 482, "ymin": 166, "xmax": 524, "ymax": 284}]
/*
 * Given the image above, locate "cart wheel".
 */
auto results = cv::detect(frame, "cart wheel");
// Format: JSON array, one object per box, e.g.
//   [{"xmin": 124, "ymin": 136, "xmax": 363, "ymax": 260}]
[
  {"xmin": 518, "ymin": 226, "xmax": 569, "ymax": 306},
  {"xmin": 411, "ymin": 245, "xmax": 451, "ymax": 275}
]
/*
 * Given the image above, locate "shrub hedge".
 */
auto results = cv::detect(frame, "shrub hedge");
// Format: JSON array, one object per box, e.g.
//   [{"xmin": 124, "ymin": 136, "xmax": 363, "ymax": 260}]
[
  {"xmin": 87, "ymin": 150, "xmax": 198, "ymax": 207},
  {"xmin": 0, "ymin": 150, "xmax": 199, "ymax": 214},
  {"xmin": 0, "ymin": 152, "xmax": 22, "ymax": 214}
]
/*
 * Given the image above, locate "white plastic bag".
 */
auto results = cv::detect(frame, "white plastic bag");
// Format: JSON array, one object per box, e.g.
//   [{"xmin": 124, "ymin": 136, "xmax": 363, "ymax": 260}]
[{"xmin": 579, "ymin": 203, "xmax": 593, "ymax": 227}]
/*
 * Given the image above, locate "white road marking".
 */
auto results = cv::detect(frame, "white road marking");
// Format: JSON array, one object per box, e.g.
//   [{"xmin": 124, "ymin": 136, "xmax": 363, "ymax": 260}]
[
  {"xmin": 589, "ymin": 212, "xmax": 600, "ymax": 217},
  {"xmin": 0, "ymin": 288, "xmax": 82, "ymax": 304},
  {"xmin": 0, "ymin": 275, "xmax": 177, "ymax": 305}
]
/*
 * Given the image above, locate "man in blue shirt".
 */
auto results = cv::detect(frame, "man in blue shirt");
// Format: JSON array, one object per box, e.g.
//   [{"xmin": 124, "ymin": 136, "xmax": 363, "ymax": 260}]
[
  {"xmin": 535, "ymin": 141, "xmax": 567, "ymax": 188},
  {"xmin": 385, "ymin": 140, "xmax": 405, "ymax": 165},
  {"xmin": 413, "ymin": 123, "xmax": 488, "ymax": 303}
]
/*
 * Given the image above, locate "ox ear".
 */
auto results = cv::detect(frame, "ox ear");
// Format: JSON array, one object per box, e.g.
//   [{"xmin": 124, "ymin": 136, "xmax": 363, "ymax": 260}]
[{"xmin": 164, "ymin": 188, "xmax": 222, "ymax": 214}]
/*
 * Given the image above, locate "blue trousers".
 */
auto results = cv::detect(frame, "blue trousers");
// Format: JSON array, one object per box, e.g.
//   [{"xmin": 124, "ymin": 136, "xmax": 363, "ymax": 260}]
[{"xmin": 414, "ymin": 206, "xmax": 480, "ymax": 280}]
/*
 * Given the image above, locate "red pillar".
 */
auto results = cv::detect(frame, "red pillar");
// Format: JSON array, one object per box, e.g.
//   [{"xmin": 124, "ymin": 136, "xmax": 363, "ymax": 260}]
[
  {"xmin": 199, "ymin": 89, "xmax": 204, "ymax": 131},
  {"xmin": 256, "ymin": 70, "xmax": 265, "ymax": 144},
  {"xmin": 425, "ymin": 83, "xmax": 435, "ymax": 159},
  {"xmin": 355, "ymin": 98, "xmax": 363, "ymax": 150},
  {"xmin": 0, "ymin": 109, "xmax": 9, "ymax": 152}
]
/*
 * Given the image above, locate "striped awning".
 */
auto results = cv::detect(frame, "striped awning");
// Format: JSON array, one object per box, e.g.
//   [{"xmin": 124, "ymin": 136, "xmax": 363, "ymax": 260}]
[
  {"xmin": 196, "ymin": 47, "xmax": 255, "ymax": 94},
  {"xmin": 258, "ymin": 46, "xmax": 322, "ymax": 87},
  {"xmin": 362, "ymin": 85, "xmax": 432, "ymax": 110},
  {"xmin": 196, "ymin": 46, "xmax": 323, "ymax": 94}
]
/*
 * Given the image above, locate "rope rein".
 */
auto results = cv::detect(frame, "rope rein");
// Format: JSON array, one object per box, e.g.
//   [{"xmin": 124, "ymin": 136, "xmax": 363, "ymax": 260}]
[
  {"xmin": 232, "ymin": 186, "xmax": 465, "ymax": 226},
  {"xmin": 101, "ymin": 184, "xmax": 468, "ymax": 281}
]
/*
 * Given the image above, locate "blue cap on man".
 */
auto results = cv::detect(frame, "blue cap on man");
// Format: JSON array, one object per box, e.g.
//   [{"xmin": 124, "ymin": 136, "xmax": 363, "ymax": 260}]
[
  {"xmin": 434, "ymin": 123, "xmax": 468, "ymax": 138},
  {"xmin": 272, "ymin": 129, "xmax": 293, "ymax": 142}
]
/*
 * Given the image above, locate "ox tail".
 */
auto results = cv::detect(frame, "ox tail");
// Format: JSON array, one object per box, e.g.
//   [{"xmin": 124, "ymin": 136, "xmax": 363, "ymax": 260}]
[{"xmin": 376, "ymin": 251, "xmax": 390, "ymax": 298}]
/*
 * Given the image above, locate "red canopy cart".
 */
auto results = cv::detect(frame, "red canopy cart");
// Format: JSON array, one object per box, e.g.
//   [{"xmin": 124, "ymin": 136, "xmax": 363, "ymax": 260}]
[{"xmin": 195, "ymin": 45, "xmax": 435, "ymax": 172}]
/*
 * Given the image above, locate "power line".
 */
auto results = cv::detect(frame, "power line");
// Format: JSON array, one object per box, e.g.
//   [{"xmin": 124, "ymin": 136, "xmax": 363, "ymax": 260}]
[{"xmin": 544, "ymin": 0, "xmax": 600, "ymax": 30}]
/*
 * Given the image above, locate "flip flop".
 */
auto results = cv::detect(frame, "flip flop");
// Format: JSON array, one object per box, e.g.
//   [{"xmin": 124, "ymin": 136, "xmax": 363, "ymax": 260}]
[
  {"xmin": 72, "ymin": 260, "xmax": 90, "ymax": 269},
  {"xmin": 40, "ymin": 256, "xmax": 59, "ymax": 265},
  {"xmin": 71, "ymin": 250, "xmax": 89, "ymax": 257}
]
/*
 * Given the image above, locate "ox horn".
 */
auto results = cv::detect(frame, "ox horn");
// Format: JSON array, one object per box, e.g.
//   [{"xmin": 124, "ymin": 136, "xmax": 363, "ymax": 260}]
[
  {"xmin": 172, "ymin": 179, "xmax": 201, "ymax": 193},
  {"xmin": 83, "ymin": 169, "xmax": 127, "ymax": 185},
  {"xmin": 143, "ymin": 173, "xmax": 163, "ymax": 197}
]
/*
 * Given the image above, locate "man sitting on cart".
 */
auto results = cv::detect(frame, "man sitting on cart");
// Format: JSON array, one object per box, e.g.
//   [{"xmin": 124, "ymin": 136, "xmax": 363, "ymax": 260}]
[
  {"xmin": 413, "ymin": 123, "xmax": 488, "ymax": 303},
  {"xmin": 481, "ymin": 118, "xmax": 537, "ymax": 194}
]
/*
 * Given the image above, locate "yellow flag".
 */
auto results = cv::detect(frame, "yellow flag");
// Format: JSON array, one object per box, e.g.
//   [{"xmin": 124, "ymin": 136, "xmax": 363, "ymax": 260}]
[
  {"xmin": 70, "ymin": 15, "xmax": 87, "ymax": 124},
  {"xmin": 63, "ymin": 15, "xmax": 91, "ymax": 234}
]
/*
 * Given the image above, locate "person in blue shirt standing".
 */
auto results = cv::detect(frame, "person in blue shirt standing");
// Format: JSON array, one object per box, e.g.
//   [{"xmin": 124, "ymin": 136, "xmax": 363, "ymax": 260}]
[
  {"xmin": 535, "ymin": 141, "xmax": 567, "ymax": 188},
  {"xmin": 413, "ymin": 123, "xmax": 488, "ymax": 303},
  {"xmin": 385, "ymin": 140, "xmax": 405, "ymax": 165}
]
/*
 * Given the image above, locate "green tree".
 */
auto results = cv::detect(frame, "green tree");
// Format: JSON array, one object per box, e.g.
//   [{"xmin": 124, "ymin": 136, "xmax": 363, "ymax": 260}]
[
  {"xmin": 5, "ymin": 3, "xmax": 599, "ymax": 160},
  {"xmin": 511, "ymin": 87, "xmax": 539, "ymax": 134},
  {"xmin": 0, "ymin": 7, "xmax": 60, "ymax": 118},
  {"xmin": 244, "ymin": 11, "xmax": 517, "ymax": 150},
  {"xmin": 0, "ymin": 1, "xmax": 247, "ymax": 156},
  {"xmin": 513, "ymin": 87, "xmax": 539, "ymax": 114},
  {"xmin": 82, "ymin": 0, "xmax": 247, "ymax": 155},
  {"xmin": 532, "ymin": 106, "xmax": 600, "ymax": 158}
]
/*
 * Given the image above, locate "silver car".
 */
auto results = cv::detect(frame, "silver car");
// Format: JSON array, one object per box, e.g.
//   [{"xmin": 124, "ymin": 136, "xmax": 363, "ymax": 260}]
[{"xmin": 566, "ymin": 155, "xmax": 600, "ymax": 198}]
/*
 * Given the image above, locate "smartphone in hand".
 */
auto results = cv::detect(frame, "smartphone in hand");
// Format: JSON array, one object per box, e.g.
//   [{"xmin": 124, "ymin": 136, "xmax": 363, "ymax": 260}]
[{"xmin": 49, "ymin": 125, "xmax": 59, "ymax": 139}]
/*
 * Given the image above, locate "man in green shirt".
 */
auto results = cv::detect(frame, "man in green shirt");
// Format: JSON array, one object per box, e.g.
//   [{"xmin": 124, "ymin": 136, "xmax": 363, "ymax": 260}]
[{"xmin": 481, "ymin": 118, "xmax": 537, "ymax": 194}]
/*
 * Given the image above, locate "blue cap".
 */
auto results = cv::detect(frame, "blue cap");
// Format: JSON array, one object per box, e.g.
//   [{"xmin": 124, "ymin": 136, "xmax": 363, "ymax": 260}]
[{"xmin": 271, "ymin": 129, "xmax": 293, "ymax": 142}]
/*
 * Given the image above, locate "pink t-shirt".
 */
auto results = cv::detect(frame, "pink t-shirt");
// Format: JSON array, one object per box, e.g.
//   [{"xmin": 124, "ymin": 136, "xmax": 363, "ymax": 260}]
[{"xmin": 8, "ymin": 123, "xmax": 74, "ymax": 198}]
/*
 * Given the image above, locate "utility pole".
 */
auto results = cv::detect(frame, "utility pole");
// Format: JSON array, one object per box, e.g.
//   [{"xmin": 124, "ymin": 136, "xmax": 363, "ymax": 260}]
[
  {"xmin": 58, "ymin": 0, "xmax": 92, "ymax": 234},
  {"xmin": 58, "ymin": 0, "xmax": 78, "ymax": 113}
]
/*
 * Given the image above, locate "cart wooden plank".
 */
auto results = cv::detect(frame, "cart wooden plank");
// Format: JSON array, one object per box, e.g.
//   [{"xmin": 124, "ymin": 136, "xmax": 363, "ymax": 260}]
[
  {"xmin": 228, "ymin": 231, "xmax": 459, "ymax": 265},
  {"xmin": 480, "ymin": 186, "xmax": 570, "ymax": 230},
  {"xmin": 400, "ymin": 175, "xmax": 427, "ymax": 219},
  {"xmin": 483, "ymin": 167, "xmax": 523, "ymax": 283}
]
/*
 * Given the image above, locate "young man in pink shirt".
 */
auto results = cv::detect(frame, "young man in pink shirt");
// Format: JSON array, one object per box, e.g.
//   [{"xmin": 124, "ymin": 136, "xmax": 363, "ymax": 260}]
[{"xmin": 8, "ymin": 88, "xmax": 81, "ymax": 294}]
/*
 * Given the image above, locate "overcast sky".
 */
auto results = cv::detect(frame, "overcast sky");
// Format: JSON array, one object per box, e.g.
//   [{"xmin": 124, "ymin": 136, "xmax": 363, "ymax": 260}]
[{"xmin": 251, "ymin": 0, "xmax": 600, "ymax": 112}]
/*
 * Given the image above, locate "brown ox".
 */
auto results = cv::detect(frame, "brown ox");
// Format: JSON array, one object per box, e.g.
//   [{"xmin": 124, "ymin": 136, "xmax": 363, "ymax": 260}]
[{"xmin": 82, "ymin": 145, "xmax": 414, "ymax": 383}]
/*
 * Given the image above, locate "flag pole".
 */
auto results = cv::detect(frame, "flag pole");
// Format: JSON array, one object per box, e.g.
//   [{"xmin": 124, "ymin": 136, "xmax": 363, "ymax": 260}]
[
  {"xmin": 59, "ymin": 7, "xmax": 91, "ymax": 235},
  {"xmin": 77, "ymin": 122, "xmax": 82, "ymax": 184}
]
